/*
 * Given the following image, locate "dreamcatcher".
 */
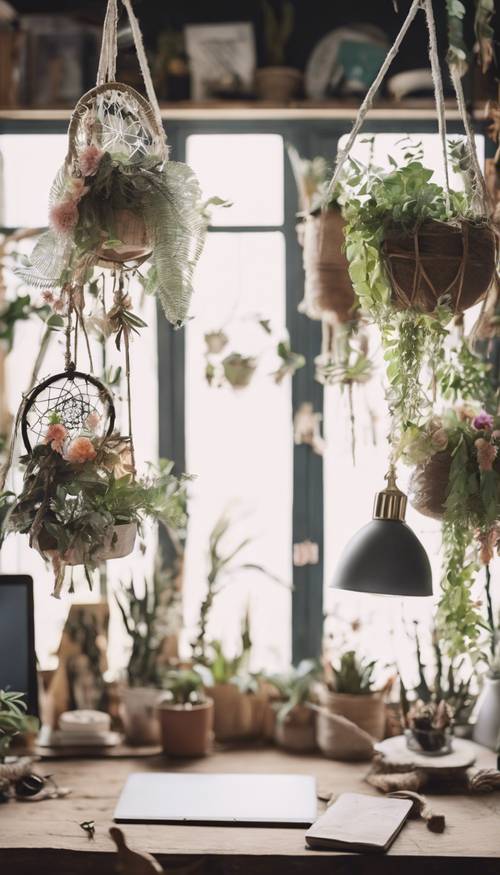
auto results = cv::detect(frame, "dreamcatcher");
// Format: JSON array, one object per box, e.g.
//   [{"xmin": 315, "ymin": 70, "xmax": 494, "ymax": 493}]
[{"xmin": 17, "ymin": 0, "xmax": 206, "ymax": 328}]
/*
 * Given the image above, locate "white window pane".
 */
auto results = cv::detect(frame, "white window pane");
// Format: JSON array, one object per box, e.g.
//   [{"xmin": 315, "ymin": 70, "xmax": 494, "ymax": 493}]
[
  {"xmin": 185, "ymin": 231, "xmax": 291, "ymax": 670},
  {"xmin": 0, "ymin": 134, "xmax": 67, "ymax": 227},
  {"xmin": 186, "ymin": 134, "xmax": 284, "ymax": 226}
]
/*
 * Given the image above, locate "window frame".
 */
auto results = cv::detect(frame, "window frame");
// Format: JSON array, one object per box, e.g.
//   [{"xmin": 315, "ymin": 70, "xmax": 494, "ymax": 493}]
[{"xmin": 0, "ymin": 114, "xmax": 486, "ymax": 665}]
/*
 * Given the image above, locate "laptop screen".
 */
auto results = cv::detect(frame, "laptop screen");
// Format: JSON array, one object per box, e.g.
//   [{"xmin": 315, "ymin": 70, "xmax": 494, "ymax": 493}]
[{"xmin": 0, "ymin": 575, "xmax": 38, "ymax": 715}]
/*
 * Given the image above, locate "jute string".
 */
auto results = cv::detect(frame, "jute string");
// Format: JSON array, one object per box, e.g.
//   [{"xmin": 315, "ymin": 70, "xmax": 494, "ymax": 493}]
[
  {"xmin": 423, "ymin": 0, "xmax": 451, "ymax": 208},
  {"xmin": 96, "ymin": 0, "xmax": 165, "ymax": 152}
]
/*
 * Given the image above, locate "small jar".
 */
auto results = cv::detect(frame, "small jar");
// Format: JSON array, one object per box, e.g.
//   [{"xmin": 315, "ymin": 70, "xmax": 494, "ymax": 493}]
[{"xmin": 405, "ymin": 726, "xmax": 453, "ymax": 757}]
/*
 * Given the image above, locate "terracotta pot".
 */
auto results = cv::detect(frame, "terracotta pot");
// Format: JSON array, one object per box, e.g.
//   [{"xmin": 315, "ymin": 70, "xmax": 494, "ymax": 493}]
[
  {"xmin": 408, "ymin": 450, "xmax": 452, "ymax": 520},
  {"xmin": 318, "ymin": 687, "xmax": 386, "ymax": 740},
  {"xmin": 97, "ymin": 208, "xmax": 152, "ymax": 265},
  {"xmin": 208, "ymin": 683, "xmax": 267, "ymax": 741},
  {"xmin": 158, "ymin": 699, "xmax": 214, "ymax": 757},
  {"xmin": 255, "ymin": 67, "xmax": 302, "ymax": 101},
  {"xmin": 36, "ymin": 522, "xmax": 137, "ymax": 566},
  {"xmin": 473, "ymin": 676, "xmax": 500, "ymax": 751},
  {"xmin": 382, "ymin": 219, "xmax": 497, "ymax": 314},
  {"xmin": 274, "ymin": 704, "xmax": 316, "ymax": 752},
  {"xmin": 301, "ymin": 210, "xmax": 356, "ymax": 324},
  {"xmin": 121, "ymin": 686, "xmax": 161, "ymax": 745}
]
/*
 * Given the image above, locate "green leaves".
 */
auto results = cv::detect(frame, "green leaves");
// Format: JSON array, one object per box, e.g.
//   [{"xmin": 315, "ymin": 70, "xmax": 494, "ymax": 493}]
[
  {"xmin": 331, "ymin": 651, "xmax": 376, "ymax": 695},
  {"xmin": 0, "ymin": 690, "xmax": 39, "ymax": 758}
]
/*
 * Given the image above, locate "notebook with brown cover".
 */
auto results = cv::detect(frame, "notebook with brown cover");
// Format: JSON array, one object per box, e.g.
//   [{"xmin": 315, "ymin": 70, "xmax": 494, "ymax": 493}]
[{"xmin": 305, "ymin": 793, "xmax": 413, "ymax": 853}]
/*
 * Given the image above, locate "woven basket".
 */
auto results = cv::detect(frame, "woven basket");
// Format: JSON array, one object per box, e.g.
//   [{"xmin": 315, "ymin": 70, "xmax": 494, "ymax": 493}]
[
  {"xmin": 66, "ymin": 81, "xmax": 166, "ymax": 266},
  {"xmin": 382, "ymin": 219, "xmax": 497, "ymax": 314},
  {"xmin": 408, "ymin": 450, "xmax": 452, "ymax": 520},
  {"xmin": 35, "ymin": 522, "xmax": 137, "ymax": 566},
  {"xmin": 319, "ymin": 687, "xmax": 386, "ymax": 740},
  {"xmin": 301, "ymin": 209, "xmax": 356, "ymax": 323},
  {"xmin": 274, "ymin": 704, "xmax": 316, "ymax": 752},
  {"xmin": 208, "ymin": 683, "xmax": 268, "ymax": 741}
]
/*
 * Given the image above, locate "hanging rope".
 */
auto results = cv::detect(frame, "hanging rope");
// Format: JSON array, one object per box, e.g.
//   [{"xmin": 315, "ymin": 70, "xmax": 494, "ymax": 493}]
[
  {"xmin": 324, "ymin": 0, "xmax": 422, "ymax": 203},
  {"xmin": 423, "ymin": 0, "xmax": 451, "ymax": 209},
  {"xmin": 96, "ymin": 0, "xmax": 166, "ymax": 153},
  {"xmin": 449, "ymin": 64, "xmax": 490, "ymax": 216}
]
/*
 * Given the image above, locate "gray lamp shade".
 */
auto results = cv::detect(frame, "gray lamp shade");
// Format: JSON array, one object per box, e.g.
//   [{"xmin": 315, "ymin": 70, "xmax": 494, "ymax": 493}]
[{"xmin": 331, "ymin": 518, "xmax": 433, "ymax": 597}]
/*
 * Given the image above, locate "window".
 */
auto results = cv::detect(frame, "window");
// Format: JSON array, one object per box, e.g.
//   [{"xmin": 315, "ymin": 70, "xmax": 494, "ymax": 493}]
[{"xmin": 183, "ymin": 134, "xmax": 292, "ymax": 671}]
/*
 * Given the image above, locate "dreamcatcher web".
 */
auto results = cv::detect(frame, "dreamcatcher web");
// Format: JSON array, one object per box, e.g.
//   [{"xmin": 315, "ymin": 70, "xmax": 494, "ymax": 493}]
[
  {"xmin": 24, "ymin": 376, "xmax": 112, "ymax": 448},
  {"xmin": 77, "ymin": 89, "xmax": 161, "ymax": 163}
]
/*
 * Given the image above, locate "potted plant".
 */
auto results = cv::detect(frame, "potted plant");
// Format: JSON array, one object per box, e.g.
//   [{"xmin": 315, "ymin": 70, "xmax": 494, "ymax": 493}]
[
  {"xmin": 201, "ymin": 613, "xmax": 269, "ymax": 743},
  {"xmin": 4, "ymin": 420, "xmax": 188, "ymax": 598},
  {"xmin": 255, "ymin": 0, "xmax": 302, "ymax": 102},
  {"xmin": 343, "ymin": 150, "xmax": 497, "ymax": 431},
  {"xmin": 0, "ymin": 690, "xmax": 40, "ymax": 801},
  {"xmin": 157, "ymin": 669, "xmax": 213, "ymax": 757},
  {"xmin": 116, "ymin": 547, "xmax": 183, "ymax": 746},
  {"xmin": 222, "ymin": 353, "xmax": 258, "ymax": 389},
  {"xmin": 267, "ymin": 660, "xmax": 320, "ymax": 752},
  {"xmin": 401, "ymin": 622, "xmax": 477, "ymax": 740},
  {"xmin": 288, "ymin": 146, "xmax": 356, "ymax": 325},
  {"xmin": 404, "ymin": 700, "xmax": 454, "ymax": 756},
  {"xmin": 399, "ymin": 406, "xmax": 500, "ymax": 659},
  {"xmin": 318, "ymin": 651, "xmax": 386, "ymax": 741}
]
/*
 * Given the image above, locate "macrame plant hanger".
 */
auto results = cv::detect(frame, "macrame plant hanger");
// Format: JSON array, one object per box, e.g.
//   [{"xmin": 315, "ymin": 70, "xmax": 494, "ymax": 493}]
[{"xmin": 321, "ymin": 0, "xmax": 493, "ymax": 466}]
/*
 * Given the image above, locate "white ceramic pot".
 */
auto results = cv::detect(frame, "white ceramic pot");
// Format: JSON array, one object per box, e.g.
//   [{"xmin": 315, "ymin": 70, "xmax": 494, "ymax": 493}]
[
  {"xmin": 121, "ymin": 686, "xmax": 161, "ymax": 745},
  {"xmin": 473, "ymin": 676, "xmax": 500, "ymax": 751}
]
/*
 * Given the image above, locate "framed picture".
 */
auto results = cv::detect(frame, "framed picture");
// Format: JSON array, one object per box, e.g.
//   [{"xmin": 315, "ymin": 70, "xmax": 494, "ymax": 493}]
[{"xmin": 185, "ymin": 22, "xmax": 256, "ymax": 101}]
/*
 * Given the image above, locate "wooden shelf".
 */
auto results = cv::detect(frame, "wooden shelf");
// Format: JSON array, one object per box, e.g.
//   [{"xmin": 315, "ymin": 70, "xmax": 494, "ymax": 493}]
[{"xmin": 0, "ymin": 99, "xmax": 487, "ymax": 122}]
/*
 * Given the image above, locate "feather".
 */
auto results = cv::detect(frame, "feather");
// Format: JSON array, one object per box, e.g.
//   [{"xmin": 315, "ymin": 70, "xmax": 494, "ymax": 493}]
[
  {"xmin": 14, "ymin": 230, "xmax": 73, "ymax": 289},
  {"xmin": 145, "ymin": 161, "xmax": 206, "ymax": 326}
]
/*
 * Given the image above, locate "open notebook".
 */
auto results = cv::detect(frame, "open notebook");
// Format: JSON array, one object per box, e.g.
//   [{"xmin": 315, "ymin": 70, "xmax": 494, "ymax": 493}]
[{"xmin": 305, "ymin": 793, "xmax": 413, "ymax": 853}]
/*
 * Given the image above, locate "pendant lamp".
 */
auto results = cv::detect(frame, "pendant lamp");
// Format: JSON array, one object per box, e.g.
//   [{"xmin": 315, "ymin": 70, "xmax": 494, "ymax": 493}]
[{"xmin": 331, "ymin": 467, "xmax": 432, "ymax": 597}]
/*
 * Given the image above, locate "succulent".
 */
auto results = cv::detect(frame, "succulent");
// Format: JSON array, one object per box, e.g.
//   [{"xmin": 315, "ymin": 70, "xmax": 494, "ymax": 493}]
[
  {"xmin": 161, "ymin": 670, "xmax": 206, "ymax": 706},
  {"xmin": 268, "ymin": 659, "xmax": 320, "ymax": 723},
  {"xmin": 330, "ymin": 651, "xmax": 377, "ymax": 695}
]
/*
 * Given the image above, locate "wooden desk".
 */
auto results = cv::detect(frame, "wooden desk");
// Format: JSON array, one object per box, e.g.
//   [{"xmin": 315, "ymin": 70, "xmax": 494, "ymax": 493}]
[{"xmin": 1, "ymin": 744, "xmax": 499, "ymax": 874}]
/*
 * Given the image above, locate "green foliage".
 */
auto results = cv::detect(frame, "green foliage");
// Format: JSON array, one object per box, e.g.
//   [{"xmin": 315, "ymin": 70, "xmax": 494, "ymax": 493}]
[
  {"xmin": 161, "ymin": 669, "xmax": 206, "ymax": 705},
  {"xmin": 272, "ymin": 340, "xmax": 305, "ymax": 384},
  {"xmin": 6, "ymin": 441, "xmax": 189, "ymax": 593},
  {"xmin": 330, "ymin": 651, "xmax": 376, "ymax": 695},
  {"xmin": 204, "ymin": 610, "xmax": 252, "ymax": 685},
  {"xmin": 342, "ymin": 153, "xmax": 479, "ymax": 430},
  {"xmin": 446, "ymin": 0, "xmax": 468, "ymax": 70},
  {"xmin": 409, "ymin": 623, "xmax": 477, "ymax": 725},
  {"xmin": 0, "ymin": 690, "xmax": 39, "ymax": 759},
  {"xmin": 261, "ymin": 0, "xmax": 294, "ymax": 66},
  {"xmin": 116, "ymin": 550, "xmax": 182, "ymax": 688},
  {"xmin": 191, "ymin": 513, "xmax": 285, "ymax": 663},
  {"xmin": 268, "ymin": 659, "xmax": 320, "ymax": 723},
  {"xmin": 0, "ymin": 294, "xmax": 50, "ymax": 353},
  {"xmin": 436, "ymin": 339, "xmax": 495, "ymax": 407}
]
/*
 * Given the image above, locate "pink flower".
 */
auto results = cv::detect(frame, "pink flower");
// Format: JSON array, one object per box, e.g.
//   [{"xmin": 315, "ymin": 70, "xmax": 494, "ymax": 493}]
[
  {"xmin": 473, "ymin": 411, "xmax": 494, "ymax": 431},
  {"xmin": 44, "ymin": 423, "xmax": 68, "ymax": 454},
  {"xmin": 475, "ymin": 437, "xmax": 497, "ymax": 472},
  {"xmin": 49, "ymin": 199, "xmax": 78, "ymax": 236},
  {"xmin": 41, "ymin": 290, "xmax": 53, "ymax": 305},
  {"xmin": 52, "ymin": 297, "xmax": 66, "ymax": 314},
  {"xmin": 476, "ymin": 524, "xmax": 500, "ymax": 565},
  {"xmin": 79, "ymin": 144, "xmax": 104, "ymax": 177},
  {"xmin": 65, "ymin": 436, "xmax": 97, "ymax": 464},
  {"xmin": 85, "ymin": 412, "xmax": 100, "ymax": 432}
]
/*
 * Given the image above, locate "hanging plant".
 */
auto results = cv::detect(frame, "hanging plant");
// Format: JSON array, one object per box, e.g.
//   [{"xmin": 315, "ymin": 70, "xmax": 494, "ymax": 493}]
[
  {"xmin": 16, "ymin": 0, "xmax": 206, "ymax": 327},
  {"xmin": 288, "ymin": 146, "xmax": 357, "ymax": 325},
  {"xmin": 399, "ymin": 405, "xmax": 499, "ymax": 659},
  {"xmin": 3, "ymin": 372, "xmax": 189, "ymax": 598},
  {"xmin": 222, "ymin": 353, "xmax": 258, "ymax": 389},
  {"xmin": 342, "ymin": 150, "xmax": 496, "ymax": 430}
]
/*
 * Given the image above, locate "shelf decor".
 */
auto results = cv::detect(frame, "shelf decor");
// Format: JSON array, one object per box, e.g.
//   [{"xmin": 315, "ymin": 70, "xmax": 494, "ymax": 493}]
[{"xmin": 17, "ymin": 0, "xmax": 206, "ymax": 327}]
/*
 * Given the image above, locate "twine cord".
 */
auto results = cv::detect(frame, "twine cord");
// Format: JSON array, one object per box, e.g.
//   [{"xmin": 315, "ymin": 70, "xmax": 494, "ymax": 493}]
[
  {"xmin": 423, "ymin": 0, "xmax": 451, "ymax": 209},
  {"xmin": 324, "ymin": 0, "xmax": 422, "ymax": 204},
  {"xmin": 449, "ymin": 63, "xmax": 490, "ymax": 216}
]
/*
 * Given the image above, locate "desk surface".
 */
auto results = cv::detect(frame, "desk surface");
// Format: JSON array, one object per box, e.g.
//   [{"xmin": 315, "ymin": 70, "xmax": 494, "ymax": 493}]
[{"xmin": 1, "ymin": 744, "xmax": 499, "ymax": 874}]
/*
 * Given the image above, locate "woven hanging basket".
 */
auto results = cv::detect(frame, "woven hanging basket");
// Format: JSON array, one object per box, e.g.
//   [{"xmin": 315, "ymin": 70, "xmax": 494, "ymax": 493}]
[
  {"xmin": 66, "ymin": 81, "xmax": 166, "ymax": 266},
  {"xmin": 382, "ymin": 219, "xmax": 497, "ymax": 314},
  {"xmin": 408, "ymin": 450, "xmax": 452, "ymax": 520},
  {"xmin": 301, "ymin": 208, "xmax": 356, "ymax": 323}
]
